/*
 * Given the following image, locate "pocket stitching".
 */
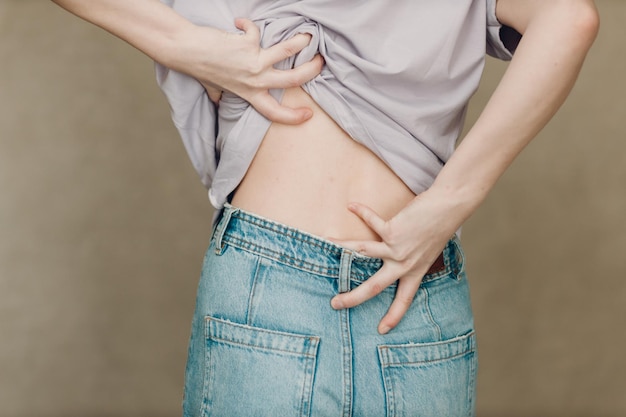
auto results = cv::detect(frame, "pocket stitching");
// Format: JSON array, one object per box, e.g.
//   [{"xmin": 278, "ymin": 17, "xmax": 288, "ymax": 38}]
[
  {"xmin": 208, "ymin": 335, "xmax": 320, "ymax": 358},
  {"xmin": 202, "ymin": 316, "xmax": 320, "ymax": 417},
  {"xmin": 206, "ymin": 317, "xmax": 320, "ymax": 357},
  {"xmin": 378, "ymin": 331, "xmax": 476, "ymax": 365},
  {"xmin": 380, "ymin": 348, "xmax": 474, "ymax": 367},
  {"xmin": 378, "ymin": 331, "xmax": 477, "ymax": 417}
]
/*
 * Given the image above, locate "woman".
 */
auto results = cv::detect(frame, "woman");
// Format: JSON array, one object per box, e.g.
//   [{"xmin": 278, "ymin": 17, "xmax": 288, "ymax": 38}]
[{"xmin": 51, "ymin": 0, "xmax": 599, "ymax": 415}]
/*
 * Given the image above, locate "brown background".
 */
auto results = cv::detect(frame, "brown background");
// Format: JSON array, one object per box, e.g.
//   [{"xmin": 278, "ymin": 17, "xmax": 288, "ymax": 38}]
[{"xmin": 1, "ymin": 1, "xmax": 624, "ymax": 416}]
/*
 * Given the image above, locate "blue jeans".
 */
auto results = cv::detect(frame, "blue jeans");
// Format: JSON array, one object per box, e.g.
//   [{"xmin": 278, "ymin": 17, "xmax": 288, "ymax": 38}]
[{"xmin": 183, "ymin": 204, "xmax": 477, "ymax": 417}]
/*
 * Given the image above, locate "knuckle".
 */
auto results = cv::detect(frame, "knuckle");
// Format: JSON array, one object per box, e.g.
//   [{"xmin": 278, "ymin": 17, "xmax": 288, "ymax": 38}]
[
  {"xmin": 383, "ymin": 225, "xmax": 399, "ymax": 243},
  {"xmin": 246, "ymin": 77, "xmax": 266, "ymax": 91},
  {"xmin": 362, "ymin": 211, "xmax": 374, "ymax": 224},
  {"xmin": 378, "ymin": 224, "xmax": 393, "ymax": 242},
  {"xmin": 245, "ymin": 60, "xmax": 265, "ymax": 76},
  {"xmin": 389, "ymin": 248, "xmax": 407, "ymax": 263},
  {"xmin": 278, "ymin": 71, "xmax": 301, "ymax": 88},
  {"xmin": 282, "ymin": 44, "xmax": 299, "ymax": 58},
  {"xmin": 367, "ymin": 281, "xmax": 385, "ymax": 297},
  {"xmin": 285, "ymin": 74, "xmax": 302, "ymax": 88},
  {"xmin": 397, "ymin": 247, "xmax": 412, "ymax": 262},
  {"xmin": 395, "ymin": 294, "xmax": 414, "ymax": 308},
  {"xmin": 397, "ymin": 258, "xmax": 416, "ymax": 273}
]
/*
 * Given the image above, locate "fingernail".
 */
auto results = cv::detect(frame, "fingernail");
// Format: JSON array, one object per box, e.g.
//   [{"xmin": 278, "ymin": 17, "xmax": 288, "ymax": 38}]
[
  {"xmin": 378, "ymin": 325, "xmax": 391, "ymax": 335},
  {"xmin": 331, "ymin": 298, "xmax": 343, "ymax": 310}
]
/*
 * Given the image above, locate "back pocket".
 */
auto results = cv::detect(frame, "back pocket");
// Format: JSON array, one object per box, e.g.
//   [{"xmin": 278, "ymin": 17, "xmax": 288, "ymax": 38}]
[
  {"xmin": 377, "ymin": 331, "xmax": 477, "ymax": 417},
  {"xmin": 202, "ymin": 317, "xmax": 320, "ymax": 417}
]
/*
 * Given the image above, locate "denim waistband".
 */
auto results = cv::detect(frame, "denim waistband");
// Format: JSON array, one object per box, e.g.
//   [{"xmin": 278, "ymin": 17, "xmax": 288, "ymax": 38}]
[{"xmin": 212, "ymin": 204, "xmax": 462, "ymax": 284}]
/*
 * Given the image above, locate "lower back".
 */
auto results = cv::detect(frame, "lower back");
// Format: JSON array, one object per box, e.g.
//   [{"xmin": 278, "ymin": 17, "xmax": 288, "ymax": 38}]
[{"xmin": 230, "ymin": 87, "xmax": 415, "ymax": 242}]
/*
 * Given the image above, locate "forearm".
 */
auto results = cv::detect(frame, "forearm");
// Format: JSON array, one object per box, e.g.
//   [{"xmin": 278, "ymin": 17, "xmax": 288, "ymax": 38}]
[
  {"xmin": 50, "ymin": 0, "xmax": 211, "ymax": 70},
  {"xmin": 51, "ymin": 0, "xmax": 323, "ymax": 123},
  {"xmin": 429, "ymin": 0, "xmax": 599, "ymax": 226},
  {"xmin": 330, "ymin": 0, "xmax": 599, "ymax": 332}
]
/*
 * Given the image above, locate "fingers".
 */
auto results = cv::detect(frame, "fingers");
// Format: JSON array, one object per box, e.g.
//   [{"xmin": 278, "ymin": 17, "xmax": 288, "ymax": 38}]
[
  {"xmin": 329, "ymin": 204, "xmax": 390, "ymax": 257},
  {"xmin": 264, "ymin": 54, "xmax": 324, "ymax": 89},
  {"xmin": 330, "ymin": 266, "xmax": 423, "ymax": 335},
  {"xmin": 347, "ymin": 203, "xmax": 388, "ymax": 238},
  {"xmin": 205, "ymin": 86, "xmax": 223, "ymax": 104},
  {"xmin": 329, "ymin": 238, "xmax": 391, "ymax": 259},
  {"xmin": 377, "ymin": 276, "xmax": 422, "ymax": 334},
  {"xmin": 264, "ymin": 33, "xmax": 314, "ymax": 65},
  {"xmin": 237, "ymin": 17, "xmax": 316, "ymax": 68},
  {"xmin": 250, "ymin": 91, "xmax": 313, "ymax": 124},
  {"xmin": 248, "ymin": 53, "xmax": 323, "ymax": 124},
  {"xmin": 234, "ymin": 18, "xmax": 260, "ymax": 42},
  {"xmin": 225, "ymin": 19, "xmax": 323, "ymax": 124},
  {"xmin": 332, "ymin": 201, "xmax": 424, "ymax": 334},
  {"xmin": 237, "ymin": 17, "xmax": 322, "ymax": 86},
  {"xmin": 331, "ymin": 265, "xmax": 398, "ymax": 310}
]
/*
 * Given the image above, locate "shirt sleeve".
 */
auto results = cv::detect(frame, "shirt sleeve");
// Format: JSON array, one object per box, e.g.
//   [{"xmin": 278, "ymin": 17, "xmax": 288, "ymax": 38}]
[
  {"xmin": 485, "ymin": 0, "xmax": 521, "ymax": 60},
  {"xmin": 155, "ymin": 63, "xmax": 217, "ymax": 191}
]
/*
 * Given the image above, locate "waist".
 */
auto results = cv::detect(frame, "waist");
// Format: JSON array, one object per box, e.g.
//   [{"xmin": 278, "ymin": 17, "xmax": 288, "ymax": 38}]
[
  {"xmin": 214, "ymin": 204, "xmax": 456, "ymax": 281},
  {"xmin": 230, "ymin": 87, "xmax": 415, "ymax": 241}
]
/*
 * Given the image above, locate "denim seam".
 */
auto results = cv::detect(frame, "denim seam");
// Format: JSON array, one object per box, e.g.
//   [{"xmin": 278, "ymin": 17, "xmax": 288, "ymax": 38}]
[
  {"xmin": 423, "ymin": 287, "xmax": 443, "ymax": 341},
  {"xmin": 200, "ymin": 322, "xmax": 213, "ymax": 417},
  {"xmin": 207, "ymin": 318, "xmax": 321, "ymax": 354},
  {"xmin": 224, "ymin": 234, "xmax": 339, "ymax": 277},
  {"xmin": 467, "ymin": 346, "xmax": 477, "ymax": 417},
  {"xmin": 224, "ymin": 235, "xmax": 456, "ymax": 291},
  {"xmin": 221, "ymin": 223, "xmax": 458, "ymax": 284},
  {"xmin": 340, "ymin": 306, "xmax": 353, "ymax": 417},
  {"xmin": 299, "ymin": 339, "xmax": 319, "ymax": 417},
  {"xmin": 214, "ymin": 206, "xmax": 237, "ymax": 255},
  {"xmin": 234, "ymin": 213, "xmax": 353, "ymax": 255},
  {"xmin": 378, "ymin": 331, "xmax": 476, "ymax": 351},
  {"xmin": 377, "ymin": 347, "xmax": 394, "ymax": 417},
  {"xmin": 231, "ymin": 212, "xmax": 383, "ymax": 266},
  {"xmin": 338, "ymin": 251, "xmax": 353, "ymax": 417},
  {"xmin": 381, "ymin": 349, "xmax": 474, "ymax": 367},
  {"xmin": 206, "ymin": 336, "xmax": 319, "ymax": 358},
  {"xmin": 452, "ymin": 237, "xmax": 466, "ymax": 277},
  {"xmin": 246, "ymin": 256, "xmax": 263, "ymax": 326}
]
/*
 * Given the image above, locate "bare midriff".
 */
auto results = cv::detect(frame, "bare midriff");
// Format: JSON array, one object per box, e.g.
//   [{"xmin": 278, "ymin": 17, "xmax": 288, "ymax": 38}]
[{"xmin": 230, "ymin": 87, "xmax": 416, "ymax": 242}]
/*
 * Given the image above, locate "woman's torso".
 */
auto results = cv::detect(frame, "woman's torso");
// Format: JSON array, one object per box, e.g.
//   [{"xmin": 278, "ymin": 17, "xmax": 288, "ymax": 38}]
[
  {"xmin": 230, "ymin": 87, "xmax": 415, "ymax": 241},
  {"xmin": 156, "ymin": 1, "xmax": 512, "ymax": 227}
]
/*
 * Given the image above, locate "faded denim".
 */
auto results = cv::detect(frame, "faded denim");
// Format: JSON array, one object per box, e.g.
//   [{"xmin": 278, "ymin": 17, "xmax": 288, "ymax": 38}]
[{"xmin": 183, "ymin": 204, "xmax": 477, "ymax": 417}]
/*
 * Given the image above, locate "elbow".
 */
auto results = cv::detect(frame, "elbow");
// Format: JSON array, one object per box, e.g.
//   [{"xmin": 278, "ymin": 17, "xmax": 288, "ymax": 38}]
[{"xmin": 570, "ymin": 0, "xmax": 601, "ymax": 48}]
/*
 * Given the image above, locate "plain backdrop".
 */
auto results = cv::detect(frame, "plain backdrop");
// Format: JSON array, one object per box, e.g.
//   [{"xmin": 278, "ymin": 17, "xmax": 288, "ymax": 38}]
[{"xmin": 1, "ymin": 1, "xmax": 625, "ymax": 416}]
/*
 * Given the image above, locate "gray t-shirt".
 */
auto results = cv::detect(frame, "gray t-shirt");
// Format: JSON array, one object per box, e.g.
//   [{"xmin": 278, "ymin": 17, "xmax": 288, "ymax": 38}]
[{"xmin": 155, "ymin": 0, "xmax": 516, "ymax": 213}]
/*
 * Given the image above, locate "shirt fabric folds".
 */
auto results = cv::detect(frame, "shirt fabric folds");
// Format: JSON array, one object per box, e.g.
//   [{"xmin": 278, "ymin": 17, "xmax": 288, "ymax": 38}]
[{"xmin": 155, "ymin": 0, "xmax": 516, "ymax": 216}]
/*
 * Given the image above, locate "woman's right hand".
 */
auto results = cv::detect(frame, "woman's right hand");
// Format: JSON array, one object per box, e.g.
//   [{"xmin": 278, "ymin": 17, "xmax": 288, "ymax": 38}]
[
  {"xmin": 178, "ymin": 18, "xmax": 324, "ymax": 125},
  {"xmin": 51, "ymin": 1, "xmax": 322, "ymax": 125}
]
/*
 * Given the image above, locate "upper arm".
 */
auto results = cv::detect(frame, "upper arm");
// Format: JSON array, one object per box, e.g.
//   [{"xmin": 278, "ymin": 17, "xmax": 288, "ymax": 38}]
[
  {"xmin": 494, "ymin": 0, "xmax": 540, "ymax": 34},
  {"xmin": 495, "ymin": 0, "xmax": 599, "ymax": 35}
]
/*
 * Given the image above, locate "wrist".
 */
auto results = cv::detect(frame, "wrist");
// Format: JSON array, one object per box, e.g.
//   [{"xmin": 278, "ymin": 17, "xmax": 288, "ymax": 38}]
[
  {"xmin": 420, "ymin": 180, "xmax": 489, "ymax": 231},
  {"xmin": 153, "ymin": 21, "xmax": 204, "ymax": 70}
]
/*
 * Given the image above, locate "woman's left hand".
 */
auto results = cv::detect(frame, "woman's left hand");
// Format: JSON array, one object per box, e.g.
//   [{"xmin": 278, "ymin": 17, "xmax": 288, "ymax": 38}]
[
  {"xmin": 330, "ymin": 190, "xmax": 463, "ymax": 335},
  {"xmin": 330, "ymin": 0, "xmax": 600, "ymax": 337}
]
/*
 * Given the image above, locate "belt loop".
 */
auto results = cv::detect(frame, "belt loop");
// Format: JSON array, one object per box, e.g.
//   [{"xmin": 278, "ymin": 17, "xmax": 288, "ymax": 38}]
[
  {"xmin": 213, "ymin": 204, "xmax": 238, "ymax": 255},
  {"xmin": 339, "ymin": 249, "xmax": 354, "ymax": 294},
  {"xmin": 451, "ymin": 235, "xmax": 465, "ymax": 275}
]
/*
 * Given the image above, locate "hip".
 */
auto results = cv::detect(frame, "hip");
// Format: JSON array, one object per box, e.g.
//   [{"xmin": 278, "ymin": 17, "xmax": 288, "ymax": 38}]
[{"xmin": 183, "ymin": 205, "xmax": 477, "ymax": 417}]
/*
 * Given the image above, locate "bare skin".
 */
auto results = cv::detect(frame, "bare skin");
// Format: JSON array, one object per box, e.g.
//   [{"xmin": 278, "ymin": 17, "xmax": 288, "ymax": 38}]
[
  {"xmin": 231, "ymin": 86, "xmax": 415, "ymax": 242},
  {"xmin": 52, "ymin": 0, "xmax": 600, "ymax": 334}
]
